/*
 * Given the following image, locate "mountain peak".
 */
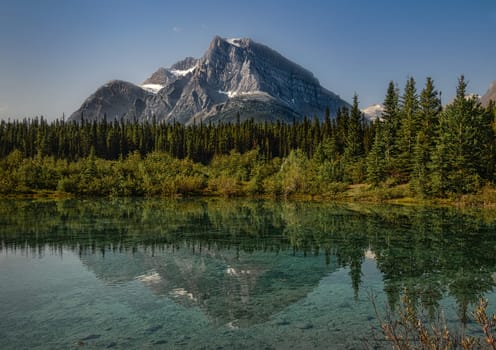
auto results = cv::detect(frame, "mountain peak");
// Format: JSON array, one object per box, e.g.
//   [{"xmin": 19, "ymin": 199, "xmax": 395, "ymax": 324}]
[
  {"xmin": 225, "ymin": 37, "xmax": 251, "ymax": 48},
  {"xmin": 208, "ymin": 36, "xmax": 252, "ymax": 49},
  {"xmin": 70, "ymin": 36, "xmax": 350, "ymax": 124},
  {"xmin": 170, "ymin": 57, "xmax": 198, "ymax": 71},
  {"xmin": 71, "ymin": 80, "xmax": 151, "ymax": 122}
]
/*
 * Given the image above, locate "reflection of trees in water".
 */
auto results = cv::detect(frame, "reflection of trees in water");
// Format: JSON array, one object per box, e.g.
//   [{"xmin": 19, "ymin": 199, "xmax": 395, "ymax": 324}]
[
  {"xmin": 370, "ymin": 206, "xmax": 496, "ymax": 321},
  {"xmin": 1, "ymin": 198, "xmax": 496, "ymax": 316}
]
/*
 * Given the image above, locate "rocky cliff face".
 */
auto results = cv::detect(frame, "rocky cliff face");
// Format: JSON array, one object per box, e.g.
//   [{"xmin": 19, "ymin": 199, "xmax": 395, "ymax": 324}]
[
  {"xmin": 481, "ymin": 80, "xmax": 496, "ymax": 107},
  {"xmin": 70, "ymin": 36, "xmax": 350, "ymax": 124}
]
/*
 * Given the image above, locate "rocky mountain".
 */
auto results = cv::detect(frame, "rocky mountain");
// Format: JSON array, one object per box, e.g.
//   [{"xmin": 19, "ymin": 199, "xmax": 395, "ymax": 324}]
[
  {"xmin": 70, "ymin": 36, "xmax": 350, "ymax": 124},
  {"xmin": 481, "ymin": 80, "xmax": 496, "ymax": 107},
  {"xmin": 361, "ymin": 103, "xmax": 383, "ymax": 121},
  {"xmin": 70, "ymin": 80, "xmax": 153, "ymax": 122}
]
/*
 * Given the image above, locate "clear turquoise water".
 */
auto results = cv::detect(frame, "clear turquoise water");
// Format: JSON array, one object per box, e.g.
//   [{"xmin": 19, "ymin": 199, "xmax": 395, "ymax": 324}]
[{"xmin": 0, "ymin": 199, "xmax": 495, "ymax": 349}]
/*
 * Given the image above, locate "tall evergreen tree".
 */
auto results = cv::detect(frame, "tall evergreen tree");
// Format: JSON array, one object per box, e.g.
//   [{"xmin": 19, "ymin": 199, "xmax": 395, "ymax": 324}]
[
  {"xmin": 396, "ymin": 77, "xmax": 419, "ymax": 180},
  {"xmin": 410, "ymin": 77, "xmax": 442, "ymax": 195},
  {"xmin": 411, "ymin": 130, "xmax": 431, "ymax": 196},
  {"xmin": 381, "ymin": 81, "xmax": 400, "ymax": 174},
  {"xmin": 431, "ymin": 75, "xmax": 493, "ymax": 195},
  {"xmin": 344, "ymin": 94, "xmax": 364, "ymax": 159},
  {"xmin": 335, "ymin": 107, "xmax": 349, "ymax": 154},
  {"xmin": 343, "ymin": 94, "xmax": 365, "ymax": 182},
  {"xmin": 418, "ymin": 77, "xmax": 442, "ymax": 139},
  {"xmin": 366, "ymin": 120, "xmax": 386, "ymax": 186}
]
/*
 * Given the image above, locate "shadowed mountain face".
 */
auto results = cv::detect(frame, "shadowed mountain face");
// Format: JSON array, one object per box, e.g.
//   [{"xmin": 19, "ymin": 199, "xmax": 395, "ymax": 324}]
[
  {"xmin": 69, "ymin": 36, "xmax": 350, "ymax": 124},
  {"xmin": 69, "ymin": 80, "xmax": 152, "ymax": 122},
  {"xmin": 481, "ymin": 80, "xmax": 496, "ymax": 107}
]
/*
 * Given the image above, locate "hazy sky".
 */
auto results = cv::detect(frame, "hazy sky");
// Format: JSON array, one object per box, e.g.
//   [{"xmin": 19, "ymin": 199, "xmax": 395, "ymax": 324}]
[{"xmin": 0, "ymin": 0, "xmax": 495, "ymax": 120}]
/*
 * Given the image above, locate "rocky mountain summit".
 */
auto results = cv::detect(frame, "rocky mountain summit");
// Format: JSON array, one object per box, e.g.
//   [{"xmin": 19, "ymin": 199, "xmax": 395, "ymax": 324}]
[{"xmin": 70, "ymin": 36, "xmax": 350, "ymax": 124}]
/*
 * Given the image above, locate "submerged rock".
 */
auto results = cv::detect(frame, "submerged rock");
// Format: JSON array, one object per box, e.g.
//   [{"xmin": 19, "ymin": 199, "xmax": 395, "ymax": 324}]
[
  {"xmin": 81, "ymin": 334, "xmax": 101, "ymax": 341},
  {"xmin": 145, "ymin": 324, "xmax": 163, "ymax": 333},
  {"xmin": 295, "ymin": 322, "xmax": 314, "ymax": 330},
  {"xmin": 275, "ymin": 319, "xmax": 291, "ymax": 326}
]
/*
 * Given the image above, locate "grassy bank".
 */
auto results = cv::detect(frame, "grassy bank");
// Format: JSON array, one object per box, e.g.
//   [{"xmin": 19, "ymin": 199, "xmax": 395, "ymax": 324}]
[{"xmin": 5, "ymin": 178, "xmax": 496, "ymax": 209}]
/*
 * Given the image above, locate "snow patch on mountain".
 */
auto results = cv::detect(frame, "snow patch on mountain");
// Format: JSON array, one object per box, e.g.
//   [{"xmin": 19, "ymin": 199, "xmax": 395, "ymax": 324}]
[
  {"xmin": 141, "ymin": 84, "xmax": 164, "ymax": 94},
  {"xmin": 219, "ymin": 90, "xmax": 238, "ymax": 98},
  {"xmin": 362, "ymin": 104, "xmax": 384, "ymax": 121},
  {"xmin": 219, "ymin": 90, "xmax": 268, "ymax": 98},
  {"xmin": 226, "ymin": 38, "xmax": 242, "ymax": 47},
  {"xmin": 465, "ymin": 93, "xmax": 480, "ymax": 101},
  {"xmin": 170, "ymin": 66, "xmax": 197, "ymax": 77}
]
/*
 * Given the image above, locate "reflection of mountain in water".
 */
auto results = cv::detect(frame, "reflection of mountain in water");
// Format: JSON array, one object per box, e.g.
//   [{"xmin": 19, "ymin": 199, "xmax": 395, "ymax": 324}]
[
  {"xmin": 2, "ymin": 198, "xmax": 496, "ymax": 318},
  {"xmin": 79, "ymin": 244, "xmax": 337, "ymax": 327}
]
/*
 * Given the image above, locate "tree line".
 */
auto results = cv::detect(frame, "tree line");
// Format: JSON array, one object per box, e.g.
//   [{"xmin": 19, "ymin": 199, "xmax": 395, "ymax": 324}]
[
  {"xmin": 0, "ymin": 75, "xmax": 495, "ymax": 198},
  {"xmin": 0, "ymin": 105, "xmax": 372, "ymax": 163}
]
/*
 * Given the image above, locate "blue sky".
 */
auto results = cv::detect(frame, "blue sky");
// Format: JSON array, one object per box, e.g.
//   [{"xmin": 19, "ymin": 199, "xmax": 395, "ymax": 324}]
[{"xmin": 0, "ymin": 0, "xmax": 495, "ymax": 120}]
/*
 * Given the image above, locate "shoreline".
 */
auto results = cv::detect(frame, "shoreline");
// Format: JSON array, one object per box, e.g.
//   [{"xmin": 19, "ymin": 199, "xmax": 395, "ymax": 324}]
[{"xmin": 3, "ymin": 183, "xmax": 496, "ymax": 209}]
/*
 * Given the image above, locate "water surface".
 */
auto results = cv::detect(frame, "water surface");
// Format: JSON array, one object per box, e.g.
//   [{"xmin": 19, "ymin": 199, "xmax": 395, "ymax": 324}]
[{"xmin": 1, "ymin": 199, "xmax": 495, "ymax": 349}]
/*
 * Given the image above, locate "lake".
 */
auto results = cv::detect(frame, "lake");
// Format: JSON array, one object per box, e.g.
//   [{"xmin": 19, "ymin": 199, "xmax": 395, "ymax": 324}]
[{"xmin": 1, "ymin": 198, "xmax": 495, "ymax": 349}]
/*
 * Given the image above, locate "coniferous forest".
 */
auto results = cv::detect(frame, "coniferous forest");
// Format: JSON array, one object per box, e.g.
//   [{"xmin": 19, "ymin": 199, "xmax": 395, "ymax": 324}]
[{"xmin": 1, "ymin": 76, "xmax": 495, "ymax": 201}]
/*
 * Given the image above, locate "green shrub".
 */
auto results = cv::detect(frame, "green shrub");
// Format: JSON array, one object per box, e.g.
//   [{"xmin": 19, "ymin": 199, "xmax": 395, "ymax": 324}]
[
  {"xmin": 207, "ymin": 174, "xmax": 239, "ymax": 197},
  {"xmin": 57, "ymin": 176, "xmax": 80, "ymax": 193},
  {"xmin": 176, "ymin": 175, "xmax": 206, "ymax": 195}
]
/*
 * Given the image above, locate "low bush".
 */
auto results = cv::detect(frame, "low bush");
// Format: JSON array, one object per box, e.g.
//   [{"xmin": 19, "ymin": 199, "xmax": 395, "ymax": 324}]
[{"xmin": 370, "ymin": 293, "xmax": 496, "ymax": 350}]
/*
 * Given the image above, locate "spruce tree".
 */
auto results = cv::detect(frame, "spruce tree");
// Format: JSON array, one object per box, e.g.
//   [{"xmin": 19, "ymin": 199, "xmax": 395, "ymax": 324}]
[
  {"xmin": 344, "ymin": 94, "xmax": 364, "ymax": 159},
  {"xmin": 410, "ymin": 77, "xmax": 442, "ymax": 196},
  {"xmin": 335, "ymin": 107, "xmax": 349, "ymax": 154},
  {"xmin": 396, "ymin": 77, "xmax": 419, "ymax": 180},
  {"xmin": 343, "ymin": 94, "xmax": 365, "ymax": 182},
  {"xmin": 431, "ymin": 75, "xmax": 492, "ymax": 195},
  {"xmin": 366, "ymin": 120, "xmax": 386, "ymax": 186},
  {"xmin": 411, "ymin": 130, "xmax": 431, "ymax": 196},
  {"xmin": 381, "ymin": 81, "xmax": 400, "ymax": 176}
]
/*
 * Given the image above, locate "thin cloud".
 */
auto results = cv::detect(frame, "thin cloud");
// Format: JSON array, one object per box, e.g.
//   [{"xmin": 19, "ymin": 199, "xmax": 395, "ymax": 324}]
[{"xmin": 172, "ymin": 26, "xmax": 183, "ymax": 33}]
